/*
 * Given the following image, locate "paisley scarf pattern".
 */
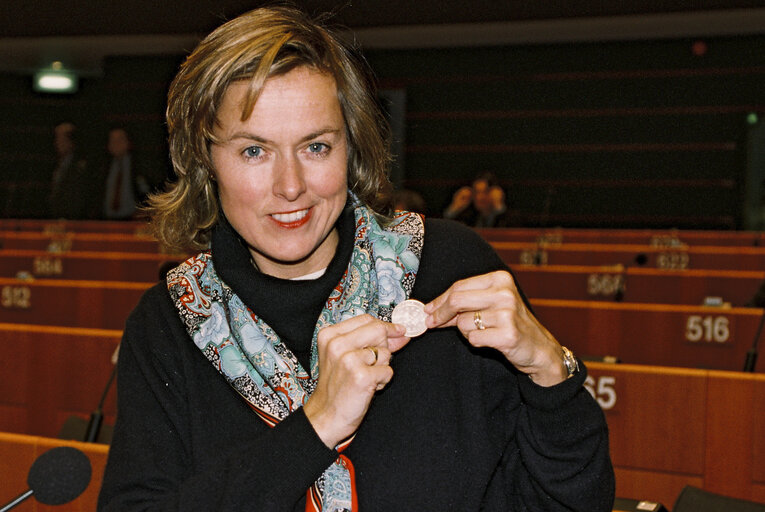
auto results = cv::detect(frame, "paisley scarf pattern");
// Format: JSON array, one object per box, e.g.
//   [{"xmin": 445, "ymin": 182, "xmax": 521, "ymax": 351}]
[{"xmin": 166, "ymin": 206, "xmax": 423, "ymax": 511}]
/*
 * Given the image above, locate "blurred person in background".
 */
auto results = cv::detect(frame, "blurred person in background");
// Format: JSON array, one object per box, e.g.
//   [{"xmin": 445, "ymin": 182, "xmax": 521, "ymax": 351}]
[
  {"xmin": 48, "ymin": 121, "xmax": 89, "ymax": 218},
  {"xmin": 99, "ymin": 127, "xmax": 153, "ymax": 220},
  {"xmin": 444, "ymin": 172, "xmax": 514, "ymax": 227}
]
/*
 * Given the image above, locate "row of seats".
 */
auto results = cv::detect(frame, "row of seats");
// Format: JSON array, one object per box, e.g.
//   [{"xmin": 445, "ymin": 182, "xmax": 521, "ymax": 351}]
[
  {"xmin": 476, "ymin": 226, "xmax": 765, "ymax": 247},
  {"xmin": 2, "ymin": 275, "xmax": 761, "ymax": 371},
  {"xmin": 2, "ymin": 248, "xmax": 764, "ymax": 305},
  {"xmin": 4, "ymin": 352, "xmax": 765, "ymax": 509},
  {"xmin": 491, "ymin": 240, "xmax": 765, "ymax": 271},
  {"xmin": 0, "ymin": 230, "xmax": 163, "ymax": 253}
]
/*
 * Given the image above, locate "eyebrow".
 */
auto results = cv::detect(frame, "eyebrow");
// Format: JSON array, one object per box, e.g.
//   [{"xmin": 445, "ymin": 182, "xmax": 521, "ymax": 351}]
[{"xmin": 225, "ymin": 127, "xmax": 343, "ymax": 145}]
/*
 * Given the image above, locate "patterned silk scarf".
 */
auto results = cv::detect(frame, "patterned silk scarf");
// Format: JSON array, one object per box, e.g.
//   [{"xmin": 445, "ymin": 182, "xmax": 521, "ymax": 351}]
[{"xmin": 166, "ymin": 206, "xmax": 424, "ymax": 511}]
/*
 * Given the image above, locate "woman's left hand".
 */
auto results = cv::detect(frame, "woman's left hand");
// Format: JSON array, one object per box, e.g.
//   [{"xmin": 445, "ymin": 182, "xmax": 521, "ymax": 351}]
[{"xmin": 424, "ymin": 270, "xmax": 568, "ymax": 387}]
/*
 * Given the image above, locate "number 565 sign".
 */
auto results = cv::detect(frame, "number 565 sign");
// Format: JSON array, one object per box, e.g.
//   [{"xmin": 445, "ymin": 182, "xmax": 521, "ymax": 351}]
[{"xmin": 584, "ymin": 375, "xmax": 616, "ymax": 410}]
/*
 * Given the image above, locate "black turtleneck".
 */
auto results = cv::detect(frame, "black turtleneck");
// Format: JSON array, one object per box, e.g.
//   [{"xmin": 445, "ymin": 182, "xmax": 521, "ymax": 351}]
[{"xmin": 211, "ymin": 208, "xmax": 356, "ymax": 370}]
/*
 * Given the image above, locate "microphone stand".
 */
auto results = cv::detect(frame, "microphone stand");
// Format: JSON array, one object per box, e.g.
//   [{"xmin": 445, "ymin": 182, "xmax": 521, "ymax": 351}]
[
  {"xmin": 0, "ymin": 490, "xmax": 32, "ymax": 512},
  {"xmin": 84, "ymin": 366, "xmax": 117, "ymax": 443},
  {"xmin": 743, "ymin": 310, "xmax": 765, "ymax": 372}
]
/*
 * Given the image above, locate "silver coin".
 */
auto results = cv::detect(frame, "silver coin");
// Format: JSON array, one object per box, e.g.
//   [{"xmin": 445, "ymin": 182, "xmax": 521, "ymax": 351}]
[{"xmin": 391, "ymin": 299, "xmax": 428, "ymax": 337}]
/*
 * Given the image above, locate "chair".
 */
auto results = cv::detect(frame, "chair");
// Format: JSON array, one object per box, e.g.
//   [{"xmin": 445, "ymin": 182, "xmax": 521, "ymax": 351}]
[{"xmin": 673, "ymin": 486, "xmax": 765, "ymax": 512}]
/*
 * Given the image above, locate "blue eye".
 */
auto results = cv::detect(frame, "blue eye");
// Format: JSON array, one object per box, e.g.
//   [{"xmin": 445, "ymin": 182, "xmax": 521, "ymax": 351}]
[
  {"xmin": 308, "ymin": 142, "xmax": 328, "ymax": 154},
  {"xmin": 243, "ymin": 146, "xmax": 262, "ymax": 159}
]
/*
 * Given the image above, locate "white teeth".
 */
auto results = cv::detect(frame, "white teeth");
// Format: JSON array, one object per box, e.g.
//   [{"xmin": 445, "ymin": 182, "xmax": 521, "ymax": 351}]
[{"xmin": 271, "ymin": 209, "xmax": 309, "ymax": 223}]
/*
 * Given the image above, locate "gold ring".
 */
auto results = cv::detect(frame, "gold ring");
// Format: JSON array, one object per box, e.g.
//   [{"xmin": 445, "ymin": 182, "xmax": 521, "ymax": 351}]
[
  {"xmin": 473, "ymin": 310, "xmax": 485, "ymax": 330},
  {"xmin": 365, "ymin": 346, "xmax": 378, "ymax": 365}
]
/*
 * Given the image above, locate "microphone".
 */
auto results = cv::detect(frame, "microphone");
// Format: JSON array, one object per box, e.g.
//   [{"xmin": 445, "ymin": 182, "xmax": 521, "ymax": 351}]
[
  {"xmin": 0, "ymin": 446, "xmax": 92, "ymax": 511},
  {"xmin": 743, "ymin": 310, "xmax": 764, "ymax": 372},
  {"xmin": 84, "ymin": 365, "xmax": 117, "ymax": 443}
]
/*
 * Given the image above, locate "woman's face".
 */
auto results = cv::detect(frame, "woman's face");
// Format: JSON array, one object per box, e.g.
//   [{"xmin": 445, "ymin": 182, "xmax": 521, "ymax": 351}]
[{"xmin": 210, "ymin": 67, "xmax": 348, "ymax": 279}]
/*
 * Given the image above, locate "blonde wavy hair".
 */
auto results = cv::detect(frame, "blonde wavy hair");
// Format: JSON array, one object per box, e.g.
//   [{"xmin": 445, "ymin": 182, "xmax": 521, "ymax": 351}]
[{"xmin": 148, "ymin": 5, "xmax": 393, "ymax": 252}]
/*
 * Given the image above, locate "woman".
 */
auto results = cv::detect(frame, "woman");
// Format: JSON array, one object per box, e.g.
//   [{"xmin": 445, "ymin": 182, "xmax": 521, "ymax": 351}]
[{"xmin": 98, "ymin": 6, "xmax": 614, "ymax": 511}]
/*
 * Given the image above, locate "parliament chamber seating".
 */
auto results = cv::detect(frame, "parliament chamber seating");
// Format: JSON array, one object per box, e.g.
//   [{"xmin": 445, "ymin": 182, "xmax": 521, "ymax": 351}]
[{"xmin": 2, "ymin": 221, "xmax": 765, "ymax": 509}]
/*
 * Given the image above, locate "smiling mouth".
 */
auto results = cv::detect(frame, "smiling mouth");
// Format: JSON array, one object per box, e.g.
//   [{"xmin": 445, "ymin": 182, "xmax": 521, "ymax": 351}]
[{"xmin": 271, "ymin": 208, "xmax": 311, "ymax": 227}]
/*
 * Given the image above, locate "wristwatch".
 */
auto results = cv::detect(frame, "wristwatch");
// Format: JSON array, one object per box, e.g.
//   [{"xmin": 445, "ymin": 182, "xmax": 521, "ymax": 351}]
[{"xmin": 560, "ymin": 346, "xmax": 580, "ymax": 378}]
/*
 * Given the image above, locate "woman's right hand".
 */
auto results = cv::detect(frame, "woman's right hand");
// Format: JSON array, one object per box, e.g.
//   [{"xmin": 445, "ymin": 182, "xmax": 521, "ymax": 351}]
[{"xmin": 303, "ymin": 314, "xmax": 409, "ymax": 448}]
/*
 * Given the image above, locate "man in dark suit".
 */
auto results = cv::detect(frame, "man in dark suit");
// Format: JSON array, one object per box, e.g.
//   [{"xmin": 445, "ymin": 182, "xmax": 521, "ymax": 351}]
[
  {"xmin": 49, "ymin": 122, "xmax": 89, "ymax": 218},
  {"xmin": 100, "ymin": 127, "xmax": 152, "ymax": 220}
]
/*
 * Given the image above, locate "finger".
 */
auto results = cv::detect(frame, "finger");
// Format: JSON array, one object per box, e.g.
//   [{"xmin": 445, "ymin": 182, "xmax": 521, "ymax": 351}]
[
  {"xmin": 425, "ymin": 272, "xmax": 518, "ymax": 329},
  {"xmin": 321, "ymin": 315, "xmax": 406, "ymax": 351},
  {"xmin": 360, "ymin": 345, "xmax": 393, "ymax": 366},
  {"xmin": 370, "ymin": 365, "xmax": 394, "ymax": 391},
  {"xmin": 386, "ymin": 332, "xmax": 411, "ymax": 353},
  {"xmin": 361, "ymin": 346, "xmax": 380, "ymax": 366},
  {"xmin": 349, "ymin": 349, "xmax": 394, "ymax": 391},
  {"xmin": 425, "ymin": 288, "xmax": 495, "ymax": 329},
  {"xmin": 324, "ymin": 313, "xmax": 377, "ymax": 337}
]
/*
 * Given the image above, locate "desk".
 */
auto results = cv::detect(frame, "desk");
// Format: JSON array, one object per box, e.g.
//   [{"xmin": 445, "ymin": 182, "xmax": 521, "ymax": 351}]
[
  {"xmin": 0, "ymin": 249, "xmax": 182, "ymax": 282},
  {"xmin": 588, "ymin": 362, "xmax": 765, "ymax": 506},
  {"xmin": 0, "ymin": 323, "xmax": 120, "ymax": 437},
  {"xmin": 0, "ymin": 277, "xmax": 150, "ymax": 330},
  {"xmin": 531, "ymin": 299, "xmax": 765, "ymax": 372}
]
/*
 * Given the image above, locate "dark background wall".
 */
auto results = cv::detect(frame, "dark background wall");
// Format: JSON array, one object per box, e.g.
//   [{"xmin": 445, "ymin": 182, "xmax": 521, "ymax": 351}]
[
  {"xmin": 368, "ymin": 35, "xmax": 765, "ymax": 228},
  {"xmin": 1, "ymin": 33, "xmax": 763, "ymax": 228}
]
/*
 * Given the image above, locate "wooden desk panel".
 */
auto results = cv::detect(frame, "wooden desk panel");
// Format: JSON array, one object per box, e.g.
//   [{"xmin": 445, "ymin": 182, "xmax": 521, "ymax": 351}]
[
  {"xmin": 0, "ymin": 218, "xmax": 148, "ymax": 234},
  {"xmin": 512, "ymin": 264, "xmax": 765, "ymax": 306},
  {"xmin": 704, "ymin": 371, "xmax": 765, "ymax": 501},
  {"xmin": 0, "ymin": 432, "xmax": 108, "ymax": 512},
  {"xmin": 588, "ymin": 363, "xmax": 765, "ymax": 506},
  {"xmin": 588, "ymin": 364, "xmax": 706, "ymax": 475},
  {"xmin": 0, "ymin": 324, "xmax": 120, "ymax": 438},
  {"xmin": 754, "ymin": 379, "xmax": 765, "ymax": 486},
  {"xmin": 0, "ymin": 249, "xmax": 183, "ymax": 282},
  {"xmin": 0, "ymin": 278, "xmax": 150, "ymax": 330},
  {"xmin": 493, "ymin": 241, "xmax": 765, "ymax": 271},
  {"xmin": 0, "ymin": 231, "xmax": 162, "ymax": 253},
  {"xmin": 532, "ymin": 299, "xmax": 765, "ymax": 372},
  {"xmin": 477, "ymin": 227, "xmax": 765, "ymax": 247}
]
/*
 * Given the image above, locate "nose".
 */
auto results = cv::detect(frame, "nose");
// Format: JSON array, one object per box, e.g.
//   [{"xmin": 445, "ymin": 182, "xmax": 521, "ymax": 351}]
[{"xmin": 272, "ymin": 154, "xmax": 306, "ymax": 201}]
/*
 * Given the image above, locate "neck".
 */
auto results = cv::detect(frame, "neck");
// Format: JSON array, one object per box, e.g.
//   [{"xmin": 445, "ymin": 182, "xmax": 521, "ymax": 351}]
[{"xmin": 250, "ymin": 228, "xmax": 340, "ymax": 280}]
